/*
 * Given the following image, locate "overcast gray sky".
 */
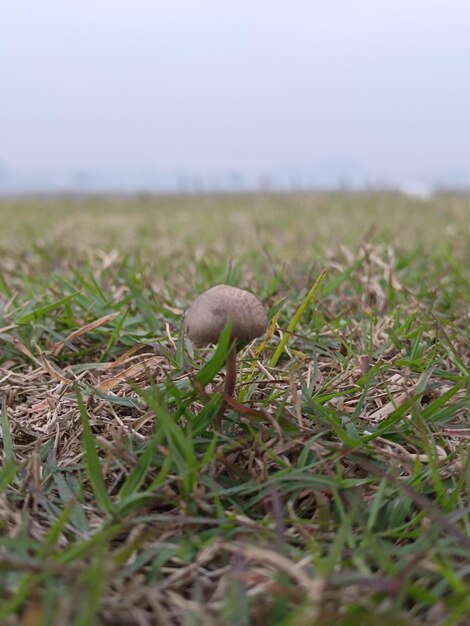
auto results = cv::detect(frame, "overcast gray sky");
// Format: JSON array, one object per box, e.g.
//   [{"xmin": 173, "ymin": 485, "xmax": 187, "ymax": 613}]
[{"xmin": 1, "ymin": 0, "xmax": 470, "ymax": 188}]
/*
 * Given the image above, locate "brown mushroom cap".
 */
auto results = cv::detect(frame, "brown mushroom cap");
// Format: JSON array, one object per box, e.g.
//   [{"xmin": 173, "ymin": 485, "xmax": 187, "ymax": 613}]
[{"xmin": 185, "ymin": 284, "xmax": 268, "ymax": 346}]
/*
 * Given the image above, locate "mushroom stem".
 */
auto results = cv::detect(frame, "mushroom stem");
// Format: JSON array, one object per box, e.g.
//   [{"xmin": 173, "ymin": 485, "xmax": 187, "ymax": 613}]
[{"xmin": 224, "ymin": 344, "xmax": 237, "ymax": 397}]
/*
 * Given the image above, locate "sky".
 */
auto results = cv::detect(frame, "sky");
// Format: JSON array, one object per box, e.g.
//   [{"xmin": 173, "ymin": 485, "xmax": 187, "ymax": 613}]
[{"xmin": 1, "ymin": 0, "xmax": 470, "ymax": 190}]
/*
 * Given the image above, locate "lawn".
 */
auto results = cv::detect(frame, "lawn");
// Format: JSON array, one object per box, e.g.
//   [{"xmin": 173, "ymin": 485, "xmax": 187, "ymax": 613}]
[{"xmin": 0, "ymin": 192, "xmax": 469, "ymax": 626}]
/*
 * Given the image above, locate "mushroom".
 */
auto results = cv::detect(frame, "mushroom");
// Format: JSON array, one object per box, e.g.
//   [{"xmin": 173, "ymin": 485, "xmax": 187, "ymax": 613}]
[{"xmin": 185, "ymin": 284, "xmax": 268, "ymax": 396}]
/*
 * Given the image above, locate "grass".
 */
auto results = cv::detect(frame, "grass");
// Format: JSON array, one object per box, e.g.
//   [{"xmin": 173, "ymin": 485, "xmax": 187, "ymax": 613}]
[{"xmin": 0, "ymin": 191, "xmax": 468, "ymax": 626}]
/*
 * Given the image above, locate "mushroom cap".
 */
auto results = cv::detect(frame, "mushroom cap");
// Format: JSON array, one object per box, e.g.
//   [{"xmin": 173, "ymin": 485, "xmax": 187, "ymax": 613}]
[{"xmin": 185, "ymin": 284, "xmax": 268, "ymax": 346}]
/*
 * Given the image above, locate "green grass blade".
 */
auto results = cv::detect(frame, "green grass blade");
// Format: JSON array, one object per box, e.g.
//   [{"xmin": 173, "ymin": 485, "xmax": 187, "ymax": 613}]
[
  {"xmin": 1, "ymin": 398, "xmax": 14, "ymax": 462},
  {"xmin": 0, "ymin": 459, "xmax": 20, "ymax": 494},
  {"xmin": 196, "ymin": 322, "xmax": 232, "ymax": 385},
  {"xmin": 175, "ymin": 318, "xmax": 186, "ymax": 369},
  {"xmin": 75, "ymin": 387, "xmax": 115, "ymax": 516},
  {"xmin": 270, "ymin": 269, "xmax": 326, "ymax": 366},
  {"xmin": 53, "ymin": 471, "xmax": 90, "ymax": 532},
  {"xmin": 119, "ymin": 434, "xmax": 160, "ymax": 501},
  {"xmin": 124, "ymin": 270, "xmax": 159, "ymax": 334},
  {"xmin": 16, "ymin": 292, "xmax": 78, "ymax": 324}
]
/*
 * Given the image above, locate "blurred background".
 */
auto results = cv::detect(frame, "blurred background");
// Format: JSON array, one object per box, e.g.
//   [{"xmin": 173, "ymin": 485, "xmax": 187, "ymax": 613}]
[{"xmin": 1, "ymin": 0, "xmax": 469, "ymax": 196}]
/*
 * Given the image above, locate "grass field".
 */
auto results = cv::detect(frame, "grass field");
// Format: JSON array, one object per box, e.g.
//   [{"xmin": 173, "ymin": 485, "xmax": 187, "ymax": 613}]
[{"xmin": 0, "ymin": 192, "xmax": 469, "ymax": 626}]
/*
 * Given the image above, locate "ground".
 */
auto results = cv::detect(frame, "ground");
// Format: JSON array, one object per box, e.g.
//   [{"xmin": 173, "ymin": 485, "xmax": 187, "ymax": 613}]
[{"xmin": 0, "ymin": 192, "xmax": 468, "ymax": 626}]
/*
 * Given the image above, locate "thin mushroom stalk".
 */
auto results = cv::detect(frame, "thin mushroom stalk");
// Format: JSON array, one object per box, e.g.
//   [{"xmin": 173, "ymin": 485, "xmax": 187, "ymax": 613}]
[
  {"xmin": 185, "ymin": 284, "xmax": 268, "ymax": 399},
  {"xmin": 224, "ymin": 343, "xmax": 237, "ymax": 397}
]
